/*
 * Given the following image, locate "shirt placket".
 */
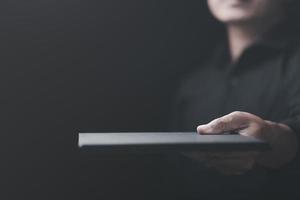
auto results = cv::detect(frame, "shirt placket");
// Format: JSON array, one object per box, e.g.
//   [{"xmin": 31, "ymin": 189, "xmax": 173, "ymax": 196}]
[{"xmin": 221, "ymin": 56, "xmax": 243, "ymax": 115}]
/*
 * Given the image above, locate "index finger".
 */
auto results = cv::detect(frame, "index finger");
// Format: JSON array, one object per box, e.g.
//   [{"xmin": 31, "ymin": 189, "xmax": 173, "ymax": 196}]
[{"xmin": 197, "ymin": 111, "xmax": 250, "ymax": 134}]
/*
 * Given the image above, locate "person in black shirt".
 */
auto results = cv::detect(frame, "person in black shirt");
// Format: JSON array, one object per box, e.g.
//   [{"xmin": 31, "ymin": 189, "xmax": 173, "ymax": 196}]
[{"xmin": 168, "ymin": 0, "xmax": 300, "ymax": 199}]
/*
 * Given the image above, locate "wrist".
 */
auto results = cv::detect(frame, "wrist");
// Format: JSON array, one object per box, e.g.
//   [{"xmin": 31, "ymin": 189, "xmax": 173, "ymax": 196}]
[{"xmin": 256, "ymin": 121, "xmax": 298, "ymax": 169}]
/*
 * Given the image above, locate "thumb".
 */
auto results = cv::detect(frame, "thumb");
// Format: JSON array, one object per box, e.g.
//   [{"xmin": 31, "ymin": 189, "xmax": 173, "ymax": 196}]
[{"xmin": 197, "ymin": 111, "xmax": 250, "ymax": 134}]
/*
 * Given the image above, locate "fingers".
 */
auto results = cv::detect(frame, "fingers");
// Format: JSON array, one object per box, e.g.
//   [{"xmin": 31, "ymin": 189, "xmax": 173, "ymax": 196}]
[
  {"xmin": 197, "ymin": 111, "xmax": 251, "ymax": 134},
  {"xmin": 183, "ymin": 151, "xmax": 258, "ymax": 176},
  {"xmin": 201, "ymin": 152, "xmax": 258, "ymax": 176},
  {"xmin": 193, "ymin": 111, "xmax": 267, "ymax": 175},
  {"xmin": 181, "ymin": 151, "xmax": 208, "ymax": 162},
  {"xmin": 208, "ymin": 157, "xmax": 255, "ymax": 176}
]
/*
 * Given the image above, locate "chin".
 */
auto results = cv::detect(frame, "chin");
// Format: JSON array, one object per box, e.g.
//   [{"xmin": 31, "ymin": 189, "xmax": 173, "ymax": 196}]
[{"xmin": 217, "ymin": 12, "xmax": 255, "ymax": 24}]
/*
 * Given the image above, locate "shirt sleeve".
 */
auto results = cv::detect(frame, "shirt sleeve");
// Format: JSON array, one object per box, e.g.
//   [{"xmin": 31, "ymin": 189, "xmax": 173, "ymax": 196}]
[
  {"xmin": 277, "ymin": 44, "xmax": 300, "ymax": 174},
  {"xmin": 247, "ymin": 46, "xmax": 300, "ymax": 196},
  {"xmin": 280, "ymin": 45, "xmax": 300, "ymax": 138}
]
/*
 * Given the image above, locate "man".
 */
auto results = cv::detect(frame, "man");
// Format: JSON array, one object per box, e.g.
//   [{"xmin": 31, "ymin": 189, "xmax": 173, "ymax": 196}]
[{"xmin": 168, "ymin": 0, "xmax": 300, "ymax": 199}]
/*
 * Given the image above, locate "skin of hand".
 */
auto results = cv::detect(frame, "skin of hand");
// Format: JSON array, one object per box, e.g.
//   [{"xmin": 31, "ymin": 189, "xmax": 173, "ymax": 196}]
[{"xmin": 183, "ymin": 111, "xmax": 298, "ymax": 175}]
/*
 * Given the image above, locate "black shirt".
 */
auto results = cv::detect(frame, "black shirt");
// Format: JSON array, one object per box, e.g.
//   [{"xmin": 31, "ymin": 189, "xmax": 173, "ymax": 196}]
[
  {"xmin": 170, "ymin": 29, "xmax": 300, "ymax": 135},
  {"xmin": 167, "ymin": 27, "xmax": 300, "ymax": 199}
]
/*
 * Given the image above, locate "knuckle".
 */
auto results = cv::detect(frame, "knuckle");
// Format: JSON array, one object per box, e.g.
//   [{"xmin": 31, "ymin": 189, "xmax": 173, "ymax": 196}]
[
  {"xmin": 252, "ymin": 123, "xmax": 263, "ymax": 132},
  {"xmin": 250, "ymin": 123, "xmax": 266, "ymax": 138},
  {"xmin": 214, "ymin": 120, "xmax": 227, "ymax": 131},
  {"xmin": 223, "ymin": 115, "xmax": 233, "ymax": 123},
  {"xmin": 231, "ymin": 111, "xmax": 243, "ymax": 116}
]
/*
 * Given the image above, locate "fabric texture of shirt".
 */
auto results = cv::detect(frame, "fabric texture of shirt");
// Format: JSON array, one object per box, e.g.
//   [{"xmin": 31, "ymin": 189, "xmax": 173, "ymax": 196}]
[
  {"xmin": 170, "ymin": 31, "xmax": 300, "ymax": 135},
  {"xmin": 167, "ymin": 25, "xmax": 300, "ymax": 199}
]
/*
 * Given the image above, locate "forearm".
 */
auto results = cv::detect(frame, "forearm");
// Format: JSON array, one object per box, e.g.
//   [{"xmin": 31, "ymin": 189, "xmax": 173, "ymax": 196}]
[{"xmin": 256, "ymin": 121, "xmax": 299, "ymax": 169}]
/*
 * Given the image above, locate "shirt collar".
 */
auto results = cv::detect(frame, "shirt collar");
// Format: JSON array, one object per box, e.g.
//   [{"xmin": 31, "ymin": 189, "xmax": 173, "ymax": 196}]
[
  {"xmin": 212, "ymin": 22, "xmax": 297, "ymax": 71},
  {"xmin": 254, "ymin": 22, "xmax": 295, "ymax": 50}
]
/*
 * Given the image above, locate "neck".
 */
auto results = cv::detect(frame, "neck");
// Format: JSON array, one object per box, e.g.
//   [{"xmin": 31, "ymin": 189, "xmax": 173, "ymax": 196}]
[{"xmin": 227, "ymin": 25, "xmax": 258, "ymax": 63}]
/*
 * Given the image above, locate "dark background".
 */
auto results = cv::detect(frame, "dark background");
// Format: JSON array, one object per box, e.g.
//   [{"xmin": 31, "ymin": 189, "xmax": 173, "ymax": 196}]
[{"xmin": 0, "ymin": 1, "xmax": 224, "ymax": 199}]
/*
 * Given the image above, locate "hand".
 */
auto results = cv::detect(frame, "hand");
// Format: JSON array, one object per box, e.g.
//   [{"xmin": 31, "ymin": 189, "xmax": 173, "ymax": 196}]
[
  {"xmin": 184, "ymin": 111, "xmax": 298, "ymax": 175},
  {"xmin": 197, "ymin": 111, "xmax": 269, "ymax": 139},
  {"xmin": 182, "ymin": 151, "xmax": 258, "ymax": 176}
]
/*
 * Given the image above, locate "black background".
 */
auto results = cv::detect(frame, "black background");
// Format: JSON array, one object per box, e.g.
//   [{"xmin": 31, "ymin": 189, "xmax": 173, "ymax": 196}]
[{"xmin": 0, "ymin": 1, "xmax": 224, "ymax": 199}]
